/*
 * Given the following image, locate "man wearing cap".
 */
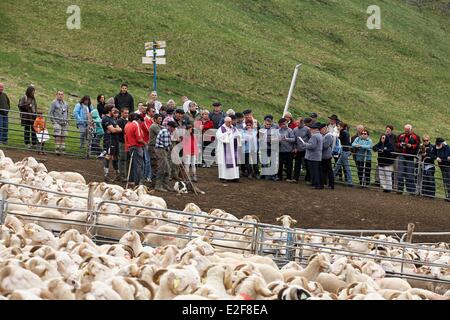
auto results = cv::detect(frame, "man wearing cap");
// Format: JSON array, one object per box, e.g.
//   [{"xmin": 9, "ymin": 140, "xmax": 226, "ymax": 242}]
[
  {"xmin": 154, "ymin": 121, "xmax": 178, "ymax": 192},
  {"xmin": 396, "ymin": 124, "xmax": 419, "ymax": 194},
  {"xmin": 277, "ymin": 118, "xmax": 296, "ymax": 182},
  {"xmin": 216, "ymin": 117, "xmax": 241, "ymax": 182},
  {"xmin": 293, "ymin": 118, "xmax": 311, "ymax": 182},
  {"xmin": 259, "ymin": 115, "xmax": 279, "ymax": 181},
  {"xmin": 124, "ymin": 113, "xmax": 145, "ymax": 187},
  {"xmin": 210, "ymin": 102, "xmax": 226, "ymax": 129},
  {"xmin": 310, "ymin": 113, "xmax": 318, "ymax": 125},
  {"xmin": 299, "ymin": 122, "xmax": 323, "ymax": 189},
  {"xmin": 435, "ymin": 138, "xmax": 450, "ymax": 201}
]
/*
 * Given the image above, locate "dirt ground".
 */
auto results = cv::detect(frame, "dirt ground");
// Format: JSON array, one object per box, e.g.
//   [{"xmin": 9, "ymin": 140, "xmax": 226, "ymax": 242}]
[{"xmin": 4, "ymin": 148, "xmax": 450, "ymax": 242}]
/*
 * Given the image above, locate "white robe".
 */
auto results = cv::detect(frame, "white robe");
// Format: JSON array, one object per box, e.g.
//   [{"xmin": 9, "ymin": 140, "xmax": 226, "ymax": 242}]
[{"xmin": 216, "ymin": 125, "xmax": 241, "ymax": 180}]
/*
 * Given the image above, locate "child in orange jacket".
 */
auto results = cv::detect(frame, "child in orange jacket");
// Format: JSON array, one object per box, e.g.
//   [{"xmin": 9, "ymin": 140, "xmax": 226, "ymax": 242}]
[{"xmin": 33, "ymin": 110, "xmax": 47, "ymax": 155}]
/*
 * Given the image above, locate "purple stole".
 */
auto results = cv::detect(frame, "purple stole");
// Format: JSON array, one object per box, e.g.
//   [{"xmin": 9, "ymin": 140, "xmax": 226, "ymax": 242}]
[{"xmin": 221, "ymin": 126, "xmax": 238, "ymax": 169}]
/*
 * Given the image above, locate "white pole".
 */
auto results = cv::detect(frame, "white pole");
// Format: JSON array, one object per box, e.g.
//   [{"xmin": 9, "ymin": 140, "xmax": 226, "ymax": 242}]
[{"xmin": 283, "ymin": 64, "xmax": 302, "ymax": 117}]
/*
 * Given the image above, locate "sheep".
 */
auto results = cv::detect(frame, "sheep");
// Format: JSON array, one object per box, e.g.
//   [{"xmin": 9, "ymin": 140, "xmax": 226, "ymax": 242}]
[
  {"xmin": 0, "ymin": 266, "xmax": 46, "ymax": 295},
  {"xmin": 231, "ymin": 274, "xmax": 275, "ymax": 300},
  {"xmin": 194, "ymin": 264, "xmax": 234, "ymax": 299},
  {"xmin": 281, "ymin": 254, "xmax": 330, "ymax": 282},
  {"xmin": 48, "ymin": 171, "xmax": 86, "ymax": 185},
  {"xmin": 276, "ymin": 215, "xmax": 298, "ymax": 229}
]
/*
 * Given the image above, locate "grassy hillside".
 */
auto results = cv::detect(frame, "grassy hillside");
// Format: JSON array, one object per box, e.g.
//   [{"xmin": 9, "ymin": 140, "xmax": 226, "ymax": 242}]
[{"xmin": 0, "ymin": 0, "xmax": 449, "ymax": 139}]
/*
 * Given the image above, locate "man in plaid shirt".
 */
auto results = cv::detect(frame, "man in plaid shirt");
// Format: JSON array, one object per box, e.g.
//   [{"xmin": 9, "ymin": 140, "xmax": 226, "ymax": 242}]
[{"xmin": 155, "ymin": 121, "xmax": 178, "ymax": 192}]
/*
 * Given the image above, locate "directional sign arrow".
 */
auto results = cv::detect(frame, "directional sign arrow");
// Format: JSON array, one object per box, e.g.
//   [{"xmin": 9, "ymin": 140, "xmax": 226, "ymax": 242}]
[
  {"xmin": 142, "ymin": 57, "xmax": 166, "ymax": 65},
  {"xmin": 146, "ymin": 49, "xmax": 165, "ymax": 57},
  {"xmin": 144, "ymin": 41, "xmax": 166, "ymax": 50}
]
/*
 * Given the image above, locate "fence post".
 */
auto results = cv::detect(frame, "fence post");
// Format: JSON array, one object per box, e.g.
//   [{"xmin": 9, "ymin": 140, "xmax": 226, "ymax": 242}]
[
  {"xmin": 86, "ymin": 182, "xmax": 97, "ymax": 236},
  {"xmin": 405, "ymin": 223, "xmax": 415, "ymax": 243},
  {"xmin": 0, "ymin": 189, "xmax": 6, "ymax": 225}
]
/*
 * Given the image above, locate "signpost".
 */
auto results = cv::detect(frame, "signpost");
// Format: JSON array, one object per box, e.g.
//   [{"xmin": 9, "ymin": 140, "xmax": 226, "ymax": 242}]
[{"xmin": 143, "ymin": 40, "xmax": 166, "ymax": 93}]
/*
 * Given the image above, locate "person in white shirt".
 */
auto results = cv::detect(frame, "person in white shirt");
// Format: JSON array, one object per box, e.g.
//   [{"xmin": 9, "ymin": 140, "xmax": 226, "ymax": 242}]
[
  {"xmin": 148, "ymin": 91, "xmax": 162, "ymax": 113},
  {"xmin": 216, "ymin": 117, "xmax": 241, "ymax": 182},
  {"xmin": 181, "ymin": 96, "xmax": 192, "ymax": 113}
]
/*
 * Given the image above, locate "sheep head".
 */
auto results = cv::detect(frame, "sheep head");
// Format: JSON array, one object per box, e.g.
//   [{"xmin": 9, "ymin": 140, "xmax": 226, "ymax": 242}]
[{"xmin": 276, "ymin": 215, "xmax": 298, "ymax": 229}]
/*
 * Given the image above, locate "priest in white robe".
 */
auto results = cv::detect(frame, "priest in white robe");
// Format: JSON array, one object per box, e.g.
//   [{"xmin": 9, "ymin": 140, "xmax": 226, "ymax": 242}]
[{"xmin": 216, "ymin": 117, "xmax": 242, "ymax": 181}]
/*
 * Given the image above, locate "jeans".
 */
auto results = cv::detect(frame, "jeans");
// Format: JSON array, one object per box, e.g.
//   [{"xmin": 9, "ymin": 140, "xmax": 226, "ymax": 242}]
[
  {"xmin": 129, "ymin": 146, "xmax": 144, "ymax": 185},
  {"xmin": 78, "ymin": 125, "xmax": 87, "ymax": 149},
  {"xmin": 356, "ymin": 160, "xmax": 371, "ymax": 186},
  {"xmin": 421, "ymin": 166, "xmax": 435, "ymax": 197},
  {"xmin": 143, "ymin": 145, "xmax": 152, "ymax": 180},
  {"xmin": 23, "ymin": 123, "xmax": 37, "ymax": 146},
  {"xmin": 0, "ymin": 114, "xmax": 8, "ymax": 143},
  {"xmin": 90, "ymin": 134, "xmax": 103, "ymax": 156},
  {"xmin": 397, "ymin": 155, "xmax": 416, "ymax": 193},
  {"xmin": 333, "ymin": 151, "xmax": 353, "ymax": 185}
]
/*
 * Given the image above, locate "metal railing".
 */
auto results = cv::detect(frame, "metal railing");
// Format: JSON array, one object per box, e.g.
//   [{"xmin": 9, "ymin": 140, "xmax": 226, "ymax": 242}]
[
  {"xmin": 0, "ymin": 180, "xmax": 449, "ymax": 288},
  {"xmin": 0, "ymin": 108, "xmax": 100, "ymax": 158}
]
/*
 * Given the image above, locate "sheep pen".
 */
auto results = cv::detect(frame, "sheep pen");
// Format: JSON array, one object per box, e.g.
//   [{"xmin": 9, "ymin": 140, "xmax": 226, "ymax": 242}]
[{"xmin": 0, "ymin": 150, "xmax": 449, "ymax": 300}]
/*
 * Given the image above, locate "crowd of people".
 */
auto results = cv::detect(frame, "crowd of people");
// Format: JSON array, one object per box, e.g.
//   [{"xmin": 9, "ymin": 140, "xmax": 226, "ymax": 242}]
[{"xmin": 0, "ymin": 82, "xmax": 449, "ymax": 200}]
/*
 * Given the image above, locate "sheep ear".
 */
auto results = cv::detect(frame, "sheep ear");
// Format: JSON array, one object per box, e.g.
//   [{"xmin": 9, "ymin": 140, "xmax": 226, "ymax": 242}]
[
  {"xmin": 137, "ymin": 279, "xmax": 155, "ymax": 299},
  {"xmin": 292, "ymin": 219, "xmax": 298, "ymax": 224},
  {"xmin": 255, "ymin": 278, "xmax": 273, "ymax": 297},
  {"xmin": 152, "ymin": 269, "xmax": 168, "ymax": 285},
  {"xmin": 276, "ymin": 216, "xmax": 282, "ymax": 221},
  {"xmin": 30, "ymin": 245, "xmax": 43, "ymax": 254}
]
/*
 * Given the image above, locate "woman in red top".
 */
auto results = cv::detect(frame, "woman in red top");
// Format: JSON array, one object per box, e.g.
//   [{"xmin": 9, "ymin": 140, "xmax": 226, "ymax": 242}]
[
  {"xmin": 284, "ymin": 112, "xmax": 299, "ymax": 129},
  {"xmin": 200, "ymin": 110, "xmax": 214, "ymax": 168},
  {"xmin": 182, "ymin": 124, "xmax": 199, "ymax": 182},
  {"xmin": 140, "ymin": 111, "xmax": 153, "ymax": 182}
]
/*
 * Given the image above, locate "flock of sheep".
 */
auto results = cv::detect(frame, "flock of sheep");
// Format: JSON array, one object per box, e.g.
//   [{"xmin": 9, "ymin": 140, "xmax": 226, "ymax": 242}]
[{"xmin": 0, "ymin": 149, "xmax": 449, "ymax": 300}]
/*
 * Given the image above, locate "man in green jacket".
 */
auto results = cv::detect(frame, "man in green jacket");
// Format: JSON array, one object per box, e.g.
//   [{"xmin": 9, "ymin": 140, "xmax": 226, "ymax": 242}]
[{"xmin": 0, "ymin": 83, "xmax": 10, "ymax": 144}]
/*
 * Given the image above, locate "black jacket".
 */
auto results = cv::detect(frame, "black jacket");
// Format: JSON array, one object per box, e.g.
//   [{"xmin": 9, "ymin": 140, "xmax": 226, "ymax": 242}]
[
  {"xmin": 420, "ymin": 144, "xmax": 436, "ymax": 164},
  {"xmin": 114, "ymin": 93, "xmax": 135, "ymax": 113},
  {"xmin": 0, "ymin": 92, "xmax": 10, "ymax": 115},
  {"xmin": 436, "ymin": 144, "xmax": 450, "ymax": 167},
  {"xmin": 339, "ymin": 130, "xmax": 351, "ymax": 152},
  {"xmin": 373, "ymin": 140, "xmax": 395, "ymax": 167}
]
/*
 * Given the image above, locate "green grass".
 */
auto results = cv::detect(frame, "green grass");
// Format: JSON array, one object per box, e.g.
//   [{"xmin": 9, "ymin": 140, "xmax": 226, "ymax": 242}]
[{"xmin": 0, "ymin": 0, "xmax": 449, "ymax": 143}]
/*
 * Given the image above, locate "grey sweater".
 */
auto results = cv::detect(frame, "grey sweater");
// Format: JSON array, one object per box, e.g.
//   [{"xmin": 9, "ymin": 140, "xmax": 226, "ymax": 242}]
[
  {"xmin": 278, "ymin": 127, "xmax": 295, "ymax": 152},
  {"xmin": 322, "ymin": 133, "xmax": 334, "ymax": 160},
  {"xmin": 49, "ymin": 99, "xmax": 69, "ymax": 125},
  {"xmin": 305, "ymin": 132, "xmax": 323, "ymax": 161},
  {"xmin": 293, "ymin": 125, "xmax": 311, "ymax": 151}
]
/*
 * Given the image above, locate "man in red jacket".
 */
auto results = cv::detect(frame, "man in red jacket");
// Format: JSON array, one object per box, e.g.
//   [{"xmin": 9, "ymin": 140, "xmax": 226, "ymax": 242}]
[
  {"xmin": 124, "ymin": 113, "xmax": 145, "ymax": 187},
  {"xmin": 396, "ymin": 124, "xmax": 419, "ymax": 194}
]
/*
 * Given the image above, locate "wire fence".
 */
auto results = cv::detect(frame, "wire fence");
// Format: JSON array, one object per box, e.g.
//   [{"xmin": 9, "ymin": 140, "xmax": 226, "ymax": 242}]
[
  {"xmin": 0, "ymin": 180, "xmax": 449, "ymax": 287},
  {"xmin": 0, "ymin": 108, "xmax": 99, "ymax": 158},
  {"xmin": 1, "ymin": 111, "xmax": 449, "ymax": 201}
]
